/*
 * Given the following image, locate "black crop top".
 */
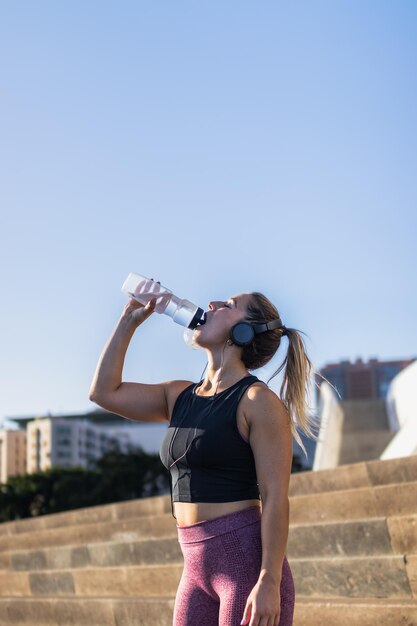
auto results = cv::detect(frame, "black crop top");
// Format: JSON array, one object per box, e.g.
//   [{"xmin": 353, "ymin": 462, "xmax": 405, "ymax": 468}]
[{"xmin": 159, "ymin": 374, "xmax": 262, "ymax": 519}]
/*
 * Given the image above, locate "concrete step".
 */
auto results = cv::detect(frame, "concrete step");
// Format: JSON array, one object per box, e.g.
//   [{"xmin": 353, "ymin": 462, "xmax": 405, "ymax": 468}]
[
  {"xmin": 0, "ymin": 513, "xmax": 175, "ymax": 554},
  {"xmin": 289, "ymin": 480, "xmax": 417, "ymax": 524},
  {"xmin": 292, "ymin": 554, "xmax": 416, "ymax": 598},
  {"xmin": 0, "ymin": 495, "xmax": 168, "ymax": 538},
  {"xmin": 0, "ymin": 534, "xmax": 183, "ymax": 571},
  {"xmin": 288, "ymin": 512, "xmax": 417, "ymax": 560},
  {"xmin": 288, "ymin": 453, "xmax": 417, "ymax": 497},
  {"xmin": 293, "ymin": 596, "xmax": 417, "ymax": 626},
  {"xmin": 0, "ymin": 596, "xmax": 175, "ymax": 626},
  {"xmin": 1, "ymin": 513, "xmax": 415, "ymax": 572},
  {"xmin": 0, "ymin": 553, "xmax": 415, "ymax": 599},
  {"xmin": 0, "ymin": 595, "xmax": 416, "ymax": 626},
  {"xmin": 0, "ymin": 480, "xmax": 415, "ymax": 555},
  {"xmin": 0, "ymin": 563, "xmax": 182, "ymax": 597}
]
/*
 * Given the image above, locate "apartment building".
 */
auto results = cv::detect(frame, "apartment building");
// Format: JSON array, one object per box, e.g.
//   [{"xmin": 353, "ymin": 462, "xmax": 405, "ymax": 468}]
[
  {"xmin": 0, "ymin": 429, "xmax": 27, "ymax": 484},
  {"xmin": 26, "ymin": 417, "xmax": 132, "ymax": 473},
  {"xmin": 317, "ymin": 356, "xmax": 416, "ymax": 400}
]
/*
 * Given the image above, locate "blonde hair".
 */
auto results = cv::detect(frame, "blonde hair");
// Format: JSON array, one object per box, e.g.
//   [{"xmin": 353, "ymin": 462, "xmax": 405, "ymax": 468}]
[{"xmin": 241, "ymin": 291, "xmax": 323, "ymax": 458}]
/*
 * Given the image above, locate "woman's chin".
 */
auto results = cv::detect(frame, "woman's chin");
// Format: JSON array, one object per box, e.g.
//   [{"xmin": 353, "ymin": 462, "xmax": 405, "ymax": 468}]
[{"xmin": 193, "ymin": 332, "xmax": 210, "ymax": 348}]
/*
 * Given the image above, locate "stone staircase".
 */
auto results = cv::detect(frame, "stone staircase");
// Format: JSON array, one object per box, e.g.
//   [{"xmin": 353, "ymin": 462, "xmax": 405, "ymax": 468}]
[{"xmin": 0, "ymin": 455, "xmax": 416, "ymax": 625}]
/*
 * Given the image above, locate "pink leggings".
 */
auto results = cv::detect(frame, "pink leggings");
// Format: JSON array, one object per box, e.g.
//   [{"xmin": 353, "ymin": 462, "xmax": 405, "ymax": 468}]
[{"xmin": 173, "ymin": 505, "xmax": 295, "ymax": 626}]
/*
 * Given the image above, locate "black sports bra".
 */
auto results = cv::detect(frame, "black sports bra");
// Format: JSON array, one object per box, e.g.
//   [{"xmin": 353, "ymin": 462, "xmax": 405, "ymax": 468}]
[{"xmin": 159, "ymin": 374, "xmax": 262, "ymax": 519}]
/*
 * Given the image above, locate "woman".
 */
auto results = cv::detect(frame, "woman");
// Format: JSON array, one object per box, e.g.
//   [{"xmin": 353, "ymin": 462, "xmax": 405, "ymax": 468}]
[{"xmin": 89, "ymin": 284, "xmax": 320, "ymax": 626}]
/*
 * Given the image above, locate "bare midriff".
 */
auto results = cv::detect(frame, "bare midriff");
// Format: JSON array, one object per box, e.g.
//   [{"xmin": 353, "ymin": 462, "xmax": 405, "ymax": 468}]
[{"xmin": 174, "ymin": 499, "xmax": 262, "ymax": 527}]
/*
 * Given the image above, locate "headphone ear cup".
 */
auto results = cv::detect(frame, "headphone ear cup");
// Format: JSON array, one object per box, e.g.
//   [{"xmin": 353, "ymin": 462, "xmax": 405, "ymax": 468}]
[{"xmin": 230, "ymin": 322, "xmax": 255, "ymax": 347}]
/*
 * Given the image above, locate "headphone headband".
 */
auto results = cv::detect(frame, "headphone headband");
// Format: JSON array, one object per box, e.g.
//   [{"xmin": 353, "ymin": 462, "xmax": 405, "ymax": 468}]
[{"xmin": 250, "ymin": 318, "xmax": 284, "ymax": 333}]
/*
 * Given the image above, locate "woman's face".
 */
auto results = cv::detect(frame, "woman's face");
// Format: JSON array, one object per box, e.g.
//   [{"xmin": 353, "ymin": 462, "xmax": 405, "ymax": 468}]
[{"xmin": 194, "ymin": 293, "xmax": 250, "ymax": 346}]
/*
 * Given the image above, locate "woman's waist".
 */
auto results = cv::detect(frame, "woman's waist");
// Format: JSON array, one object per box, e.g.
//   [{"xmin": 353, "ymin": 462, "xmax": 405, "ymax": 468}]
[{"xmin": 174, "ymin": 499, "xmax": 262, "ymax": 528}]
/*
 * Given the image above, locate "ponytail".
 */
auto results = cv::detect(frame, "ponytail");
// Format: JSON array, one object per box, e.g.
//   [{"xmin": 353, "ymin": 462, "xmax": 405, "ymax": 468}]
[{"xmin": 242, "ymin": 292, "xmax": 322, "ymax": 458}]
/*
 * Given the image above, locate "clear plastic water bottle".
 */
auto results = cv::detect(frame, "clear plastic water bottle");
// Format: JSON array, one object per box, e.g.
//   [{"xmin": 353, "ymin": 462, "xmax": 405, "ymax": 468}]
[{"xmin": 121, "ymin": 273, "xmax": 205, "ymax": 350}]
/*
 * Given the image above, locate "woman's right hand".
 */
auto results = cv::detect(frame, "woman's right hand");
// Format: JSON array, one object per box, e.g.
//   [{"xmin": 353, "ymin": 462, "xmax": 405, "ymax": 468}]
[{"xmin": 122, "ymin": 279, "xmax": 160, "ymax": 327}]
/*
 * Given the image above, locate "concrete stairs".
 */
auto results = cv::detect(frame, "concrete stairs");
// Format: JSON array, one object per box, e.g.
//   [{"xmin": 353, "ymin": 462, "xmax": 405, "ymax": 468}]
[{"xmin": 0, "ymin": 455, "xmax": 415, "ymax": 625}]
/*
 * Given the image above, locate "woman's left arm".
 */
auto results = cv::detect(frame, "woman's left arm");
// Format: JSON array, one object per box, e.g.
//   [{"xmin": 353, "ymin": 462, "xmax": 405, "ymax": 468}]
[
  {"xmin": 240, "ymin": 386, "xmax": 293, "ymax": 625},
  {"xmin": 258, "ymin": 495, "xmax": 290, "ymax": 585}
]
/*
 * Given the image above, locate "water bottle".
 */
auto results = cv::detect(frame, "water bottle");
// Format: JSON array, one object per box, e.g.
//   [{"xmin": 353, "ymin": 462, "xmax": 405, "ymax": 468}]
[{"xmin": 121, "ymin": 272, "xmax": 205, "ymax": 349}]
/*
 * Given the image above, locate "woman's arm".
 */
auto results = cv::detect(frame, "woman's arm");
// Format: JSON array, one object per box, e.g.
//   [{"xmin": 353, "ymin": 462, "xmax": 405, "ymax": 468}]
[
  {"xmin": 88, "ymin": 313, "xmax": 139, "ymax": 399},
  {"xmin": 244, "ymin": 385, "xmax": 293, "ymax": 584},
  {"xmin": 89, "ymin": 294, "xmax": 157, "ymax": 399},
  {"xmin": 258, "ymin": 498, "xmax": 290, "ymax": 585},
  {"xmin": 88, "ymin": 298, "xmax": 171, "ymax": 423}
]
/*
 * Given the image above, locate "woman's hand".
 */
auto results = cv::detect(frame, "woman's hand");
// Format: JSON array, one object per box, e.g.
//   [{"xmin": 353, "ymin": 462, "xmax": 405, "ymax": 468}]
[
  {"xmin": 122, "ymin": 278, "xmax": 161, "ymax": 327},
  {"xmin": 240, "ymin": 578, "xmax": 281, "ymax": 626}
]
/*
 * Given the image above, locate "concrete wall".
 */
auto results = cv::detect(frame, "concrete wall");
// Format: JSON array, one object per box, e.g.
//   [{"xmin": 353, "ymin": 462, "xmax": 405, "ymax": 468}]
[{"xmin": 313, "ymin": 382, "xmax": 344, "ymax": 470}]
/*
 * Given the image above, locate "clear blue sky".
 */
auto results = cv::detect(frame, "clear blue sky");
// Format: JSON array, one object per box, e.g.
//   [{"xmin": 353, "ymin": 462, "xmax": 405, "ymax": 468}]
[{"xmin": 1, "ymin": 1, "xmax": 416, "ymax": 425}]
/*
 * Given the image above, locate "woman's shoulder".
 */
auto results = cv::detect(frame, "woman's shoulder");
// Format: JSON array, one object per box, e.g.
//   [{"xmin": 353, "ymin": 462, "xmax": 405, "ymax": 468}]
[
  {"xmin": 245, "ymin": 377, "xmax": 273, "ymax": 397},
  {"xmin": 241, "ymin": 379, "xmax": 286, "ymax": 416}
]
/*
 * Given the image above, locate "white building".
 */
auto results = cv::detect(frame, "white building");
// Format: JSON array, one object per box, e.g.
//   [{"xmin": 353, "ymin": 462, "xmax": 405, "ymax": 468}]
[
  {"xmin": 0, "ymin": 429, "xmax": 27, "ymax": 484},
  {"xmin": 382, "ymin": 360, "xmax": 417, "ymax": 459},
  {"xmin": 26, "ymin": 417, "xmax": 133, "ymax": 473}
]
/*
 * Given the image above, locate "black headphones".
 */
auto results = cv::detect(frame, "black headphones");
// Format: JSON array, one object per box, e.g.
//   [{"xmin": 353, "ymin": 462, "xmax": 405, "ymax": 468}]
[{"xmin": 229, "ymin": 318, "xmax": 287, "ymax": 347}]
